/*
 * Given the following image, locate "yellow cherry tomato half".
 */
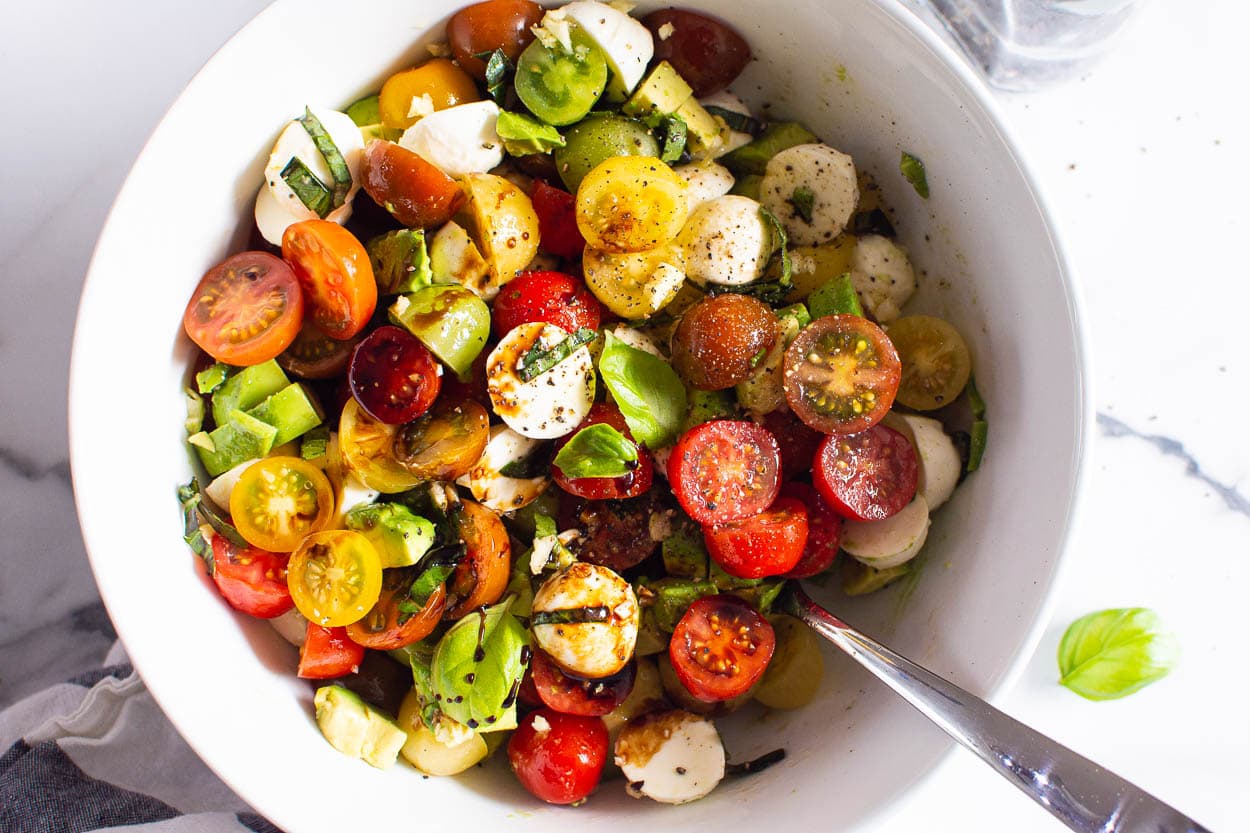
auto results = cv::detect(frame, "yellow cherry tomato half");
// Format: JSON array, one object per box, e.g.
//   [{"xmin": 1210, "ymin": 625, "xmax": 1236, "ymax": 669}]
[
  {"xmin": 338, "ymin": 398, "xmax": 422, "ymax": 493},
  {"xmin": 576, "ymin": 156, "xmax": 688, "ymax": 254},
  {"xmin": 885, "ymin": 315, "xmax": 972, "ymax": 411},
  {"xmin": 230, "ymin": 456, "xmax": 335, "ymax": 553},
  {"xmin": 379, "ymin": 59, "xmax": 481, "ymax": 130},
  {"xmin": 287, "ymin": 530, "xmax": 383, "ymax": 627}
]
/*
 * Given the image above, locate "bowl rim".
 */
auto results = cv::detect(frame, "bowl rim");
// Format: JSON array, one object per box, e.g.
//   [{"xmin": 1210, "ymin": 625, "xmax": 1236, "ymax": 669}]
[{"xmin": 67, "ymin": 0, "xmax": 1091, "ymax": 827}]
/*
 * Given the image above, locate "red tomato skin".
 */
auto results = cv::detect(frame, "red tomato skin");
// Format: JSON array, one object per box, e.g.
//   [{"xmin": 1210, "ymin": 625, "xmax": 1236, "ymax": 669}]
[
  {"xmin": 182, "ymin": 251, "xmax": 304, "ymax": 366},
  {"xmin": 780, "ymin": 482, "xmax": 843, "ymax": 578},
  {"xmin": 703, "ymin": 497, "xmax": 809, "ymax": 579},
  {"xmin": 530, "ymin": 650, "xmax": 636, "ymax": 717},
  {"xmin": 298, "ymin": 623, "xmax": 365, "ymax": 679},
  {"xmin": 813, "ymin": 425, "xmax": 919, "ymax": 522},
  {"xmin": 281, "ymin": 220, "xmax": 377, "ymax": 340},
  {"xmin": 762, "ymin": 408, "xmax": 823, "ymax": 482},
  {"xmin": 643, "ymin": 9, "xmax": 752, "ymax": 96},
  {"xmin": 210, "ymin": 535, "xmax": 294, "ymax": 619},
  {"xmin": 669, "ymin": 595, "xmax": 775, "ymax": 702},
  {"xmin": 552, "ymin": 403, "xmax": 652, "ymax": 500},
  {"xmin": 491, "ymin": 271, "xmax": 602, "ymax": 339},
  {"xmin": 348, "ymin": 325, "xmax": 442, "ymax": 425},
  {"xmin": 531, "ymin": 181, "xmax": 587, "ymax": 259},
  {"xmin": 508, "ymin": 708, "xmax": 608, "ymax": 805},
  {"xmin": 667, "ymin": 420, "xmax": 781, "ymax": 525}
]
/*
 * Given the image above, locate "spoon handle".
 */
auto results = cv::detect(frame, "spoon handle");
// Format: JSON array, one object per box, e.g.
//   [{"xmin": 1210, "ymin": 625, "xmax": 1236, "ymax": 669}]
[{"xmin": 785, "ymin": 585, "xmax": 1212, "ymax": 833}]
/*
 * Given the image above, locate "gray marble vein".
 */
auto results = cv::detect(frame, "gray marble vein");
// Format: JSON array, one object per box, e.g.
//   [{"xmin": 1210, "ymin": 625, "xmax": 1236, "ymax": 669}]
[{"xmin": 0, "ymin": 449, "xmax": 71, "ymax": 488}]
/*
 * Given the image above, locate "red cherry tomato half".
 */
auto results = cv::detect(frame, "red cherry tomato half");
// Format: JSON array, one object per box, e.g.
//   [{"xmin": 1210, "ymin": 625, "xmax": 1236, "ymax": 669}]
[
  {"xmin": 813, "ymin": 424, "xmax": 919, "ymax": 522},
  {"xmin": 360, "ymin": 139, "xmax": 466, "ymax": 230},
  {"xmin": 668, "ymin": 420, "xmax": 781, "ymax": 525},
  {"xmin": 348, "ymin": 325, "xmax": 443, "ymax": 424},
  {"xmin": 297, "ymin": 623, "xmax": 365, "ymax": 679},
  {"xmin": 508, "ymin": 708, "xmax": 608, "ymax": 805},
  {"xmin": 281, "ymin": 220, "xmax": 377, "ymax": 340},
  {"xmin": 531, "ymin": 181, "xmax": 587, "ymax": 259},
  {"xmin": 553, "ymin": 403, "xmax": 652, "ymax": 500},
  {"xmin": 784, "ymin": 314, "xmax": 901, "ymax": 435},
  {"xmin": 182, "ymin": 251, "xmax": 303, "ymax": 366},
  {"xmin": 278, "ymin": 322, "xmax": 361, "ymax": 380},
  {"xmin": 779, "ymin": 482, "xmax": 843, "ymax": 579},
  {"xmin": 531, "ymin": 650, "xmax": 636, "ymax": 717},
  {"xmin": 492, "ymin": 271, "xmax": 602, "ymax": 339},
  {"xmin": 703, "ymin": 496, "xmax": 808, "ymax": 579},
  {"xmin": 557, "ymin": 489, "xmax": 663, "ymax": 572},
  {"xmin": 643, "ymin": 9, "xmax": 752, "ymax": 97},
  {"xmin": 447, "ymin": 0, "xmax": 544, "ymax": 81},
  {"xmin": 210, "ymin": 534, "xmax": 293, "ymax": 619},
  {"xmin": 669, "ymin": 595, "xmax": 775, "ymax": 702},
  {"xmin": 762, "ymin": 408, "xmax": 823, "ymax": 482}
]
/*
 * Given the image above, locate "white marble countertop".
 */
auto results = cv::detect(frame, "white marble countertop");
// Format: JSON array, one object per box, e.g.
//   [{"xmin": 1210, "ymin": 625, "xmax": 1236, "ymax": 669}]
[{"xmin": 1, "ymin": 0, "xmax": 1246, "ymax": 829}]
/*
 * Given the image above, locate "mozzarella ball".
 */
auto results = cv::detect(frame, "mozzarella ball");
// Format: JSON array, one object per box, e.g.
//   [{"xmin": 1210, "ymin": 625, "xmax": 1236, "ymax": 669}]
[{"xmin": 532, "ymin": 562, "xmax": 639, "ymax": 678}]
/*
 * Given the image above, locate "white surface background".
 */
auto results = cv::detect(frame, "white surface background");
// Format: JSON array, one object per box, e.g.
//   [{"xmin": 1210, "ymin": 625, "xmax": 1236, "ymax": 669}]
[{"xmin": 1, "ymin": 0, "xmax": 1247, "ymax": 830}]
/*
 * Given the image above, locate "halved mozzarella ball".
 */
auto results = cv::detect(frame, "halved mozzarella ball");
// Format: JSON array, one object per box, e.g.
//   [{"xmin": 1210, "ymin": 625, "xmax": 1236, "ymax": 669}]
[
  {"xmin": 615, "ymin": 710, "xmax": 725, "ymax": 804},
  {"xmin": 531, "ymin": 562, "xmax": 639, "ymax": 678},
  {"xmin": 561, "ymin": 1, "xmax": 654, "ymax": 101},
  {"xmin": 698, "ymin": 90, "xmax": 754, "ymax": 156},
  {"xmin": 458, "ymin": 424, "xmax": 551, "ymax": 513},
  {"xmin": 759, "ymin": 143, "xmax": 858, "ymax": 246},
  {"xmin": 841, "ymin": 495, "xmax": 931, "ymax": 569},
  {"xmin": 606, "ymin": 324, "xmax": 663, "ymax": 357},
  {"xmin": 849, "ymin": 234, "xmax": 916, "ymax": 323},
  {"xmin": 486, "ymin": 322, "xmax": 596, "ymax": 439},
  {"xmin": 883, "ymin": 413, "xmax": 961, "ymax": 511},
  {"xmin": 399, "ymin": 100, "xmax": 503, "ymax": 178},
  {"xmin": 673, "ymin": 161, "xmax": 735, "ymax": 213},
  {"xmin": 330, "ymin": 471, "xmax": 381, "ymax": 529},
  {"xmin": 678, "ymin": 195, "xmax": 775, "ymax": 286}
]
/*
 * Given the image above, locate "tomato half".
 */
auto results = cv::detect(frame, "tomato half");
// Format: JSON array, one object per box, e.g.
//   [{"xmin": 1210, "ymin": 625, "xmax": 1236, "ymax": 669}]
[
  {"xmin": 508, "ymin": 708, "xmax": 608, "ymax": 805},
  {"xmin": 445, "ymin": 500, "xmax": 511, "ymax": 619},
  {"xmin": 553, "ymin": 403, "xmax": 652, "ymax": 501},
  {"xmin": 378, "ymin": 59, "xmax": 480, "ymax": 130},
  {"xmin": 287, "ymin": 530, "xmax": 384, "ymax": 627},
  {"xmin": 491, "ymin": 271, "xmax": 602, "ymax": 339},
  {"xmin": 813, "ymin": 424, "xmax": 919, "ymax": 522},
  {"xmin": 672, "ymin": 293, "xmax": 780, "ymax": 391},
  {"xmin": 348, "ymin": 325, "xmax": 442, "ymax": 425},
  {"xmin": 783, "ymin": 314, "xmax": 901, "ymax": 435},
  {"xmin": 762, "ymin": 408, "xmax": 823, "ymax": 482},
  {"xmin": 703, "ymin": 496, "xmax": 809, "ymax": 579},
  {"xmin": 885, "ymin": 315, "xmax": 972, "ymax": 411},
  {"xmin": 576, "ymin": 156, "xmax": 687, "ymax": 253},
  {"xmin": 446, "ymin": 0, "xmax": 544, "ymax": 80},
  {"xmin": 229, "ymin": 457, "xmax": 335, "ymax": 553},
  {"xmin": 277, "ymin": 322, "xmax": 360, "ymax": 380},
  {"xmin": 360, "ymin": 139, "xmax": 466, "ymax": 230},
  {"xmin": 668, "ymin": 420, "xmax": 781, "ymax": 525},
  {"xmin": 643, "ymin": 9, "xmax": 752, "ymax": 97},
  {"xmin": 558, "ymin": 489, "xmax": 662, "ymax": 572},
  {"xmin": 515, "ymin": 34, "xmax": 608, "ymax": 127},
  {"xmin": 779, "ymin": 482, "xmax": 843, "ymax": 579},
  {"xmin": 298, "ymin": 623, "xmax": 365, "ymax": 679},
  {"xmin": 281, "ymin": 220, "xmax": 377, "ymax": 340},
  {"xmin": 530, "ymin": 181, "xmax": 587, "ymax": 259},
  {"xmin": 182, "ymin": 251, "xmax": 303, "ymax": 366},
  {"xmin": 345, "ymin": 567, "xmax": 447, "ymax": 650},
  {"xmin": 531, "ymin": 650, "xmax": 636, "ymax": 717},
  {"xmin": 393, "ymin": 397, "xmax": 490, "ymax": 481},
  {"xmin": 669, "ymin": 595, "xmax": 775, "ymax": 702},
  {"xmin": 209, "ymin": 534, "xmax": 293, "ymax": 619},
  {"xmin": 339, "ymin": 398, "xmax": 422, "ymax": 493}
]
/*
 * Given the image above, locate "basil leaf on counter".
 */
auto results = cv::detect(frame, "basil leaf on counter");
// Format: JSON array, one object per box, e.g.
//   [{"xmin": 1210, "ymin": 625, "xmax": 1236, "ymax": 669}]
[
  {"xmin": 598, "ymin": 331, "xmax": 686, "ymax": 450},
  {"xmin": 432, "ymin": 596, "xmax": 530, "ymax": 731},
  {"xmin": 1058, "ymin": 608, "xmax": 1180, "ymax": 701},
  {"xmin": 552, "ymin": 423, "xmax": 638, "ymax": 479},
  {"xmin": 900, "ymin": 151, "xmax": 930, "ymax": 199}
]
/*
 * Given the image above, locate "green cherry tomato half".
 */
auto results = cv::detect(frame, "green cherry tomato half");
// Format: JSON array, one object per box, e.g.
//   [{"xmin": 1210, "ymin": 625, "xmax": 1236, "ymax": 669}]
[
  {"xmin": 390, "ymin": 284, "xmax": 490, "ymax": 379},
  {"xmin": 554, "ymin": 113, "xmax": 659, "ymax": 192},
  {"xmin": 515, "ymin": 34, "xmax": 608, "ymax": 127}
]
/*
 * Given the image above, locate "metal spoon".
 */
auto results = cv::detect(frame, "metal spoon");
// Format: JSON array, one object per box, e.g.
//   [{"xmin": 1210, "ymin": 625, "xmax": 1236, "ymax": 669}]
[{"xmin": 784, "ymin": 584, "xmax": 1213, "ymax": 833}]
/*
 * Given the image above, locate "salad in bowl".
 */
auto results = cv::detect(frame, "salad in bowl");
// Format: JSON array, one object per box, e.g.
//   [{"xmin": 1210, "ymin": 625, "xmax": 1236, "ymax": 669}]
[{"xmin": 175, "ymin": 0, "xmax": 987, "ymax": 808}]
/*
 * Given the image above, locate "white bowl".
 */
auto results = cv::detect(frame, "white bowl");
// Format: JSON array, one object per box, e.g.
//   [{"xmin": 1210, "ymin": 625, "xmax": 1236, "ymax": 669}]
[{"xmin": 69, "ymin": 0, "xmax": 1088, "ymax": 830}]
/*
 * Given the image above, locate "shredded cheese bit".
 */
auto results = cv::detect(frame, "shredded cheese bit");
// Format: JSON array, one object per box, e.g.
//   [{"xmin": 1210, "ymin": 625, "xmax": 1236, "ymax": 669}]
[
  {"xmin": 407, "ymin": 93, "xmax": 435, "ymax": 120},
  {"xmin": 657, "ymin": 21, "xmax": 675, "ymax": 41},
  {"xmin": 531, "ymin": 714, "xmax": 552, "ymax": 734},
  {"xmin": 426, "ymin": 41, "xmax": 452, "ymax": 57},
  {"xmin": 608, "ymin": 0, "xmax": 637, "ymax": 12},
  {"xmin": 533, "ymin": 8, "xmax": 574, "ymax": 53}
]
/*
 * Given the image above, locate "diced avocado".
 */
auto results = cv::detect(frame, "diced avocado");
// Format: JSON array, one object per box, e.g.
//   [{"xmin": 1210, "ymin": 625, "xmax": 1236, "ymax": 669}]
[
  {"xmin": 368, "ymin": 229, "xmax": 432, "ymax": 296},
  {"xmin": 184, "ymin": 389, "xmax": 205, "ymax": 435},
  {"xmin": 622, "ymin": 61, "xmax": 693, "ymax": 121},
  {"xmin": 683, "ymin": 388, "xmax": 737, "ymax": 432},
  {"xmin": 210, "ymin": 360, "xmax": 289, "ymax": 429},
  {"xmin": 344, "ymin": 503, "xmax": 435, "ymax": 568},
  {"xmin": 661, "ymin": 523, "xmax": 709, "ymax": 578},
  {"xmin": 675, "ymin": 97, "xmax": 726, "ymax": 160},
  {"xmin": 776, "ymin": 303, "xmax": 812, "ymax": 341},
  {"xmin": 807, "ymin": 272, "xmax": 864, "ymax": 319},
  {"xmin": 730, "ymin": 173, "xmax": 763, "ymax": 200},
  {"xmin": 722, "ymin": 122, "xmax": 821, "ymax": 176},
  {"xmin": 314, "ymin": 685, "xmax": 406, "ymax": 770},
  {"xmin": 842, "ymin": 560, "xmax": 911, "ymax": 595},
  {"xmin": 345, "ymin": 95, "xmax": 381, "ymax": 127},
  {"xmin": 495, "ymin": 110, "xmax": 566, "ymax": 156},
  {"xmin": 195, "ymin": 363, "xmax": 229, "ymax": 395},
  {"xmin": 195, "ymin": 410, "xmax": 277, "ymax": 476},
  {"xmin": 300, "ymin": 425, "xmax": 330, "ymax": 461},
  {"xmin": 634, "ymin": 607, "xmax": 669, "ymax": 656},
  {"xmin": 647, "ymin": 577, "xmax": 719, "ymax": 632},
  {"xmin": 246, "ymin": 383, "xmax": 324, "ymax": 447}
]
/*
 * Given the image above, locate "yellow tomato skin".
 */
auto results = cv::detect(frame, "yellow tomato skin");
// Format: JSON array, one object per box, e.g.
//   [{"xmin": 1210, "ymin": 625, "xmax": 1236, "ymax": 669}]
[
  {"xmin": 576, "ymin": 156, "xmax": 688, "ymax": 254},
  {"xmin": 287, "ymin": 530, "xmax": 383, "ymax": 627},
  {"xmin": 230, "ymin": 457, "xmax": 335, "ymax": 552},
  {"xmin": 338, "ymin": 398, "xmax": 422, "ymax": 493},
  {"xmin": 379, "ymin": 59, "xmax": 481, "ymax": 130},
  {"xmin": 582, "ymin": 245, "xmax": 686, "ymax": 320}
]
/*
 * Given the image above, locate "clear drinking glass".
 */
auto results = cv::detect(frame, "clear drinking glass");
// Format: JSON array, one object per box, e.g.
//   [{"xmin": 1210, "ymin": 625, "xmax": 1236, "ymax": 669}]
[{"xmin": 925, "ymin": 0, "xmax": 1141, "ymax": 91}]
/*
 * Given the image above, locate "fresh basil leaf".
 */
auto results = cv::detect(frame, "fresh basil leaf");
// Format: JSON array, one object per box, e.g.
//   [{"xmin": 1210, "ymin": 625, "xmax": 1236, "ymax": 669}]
[
  {"xmin": 660, "ymin": 115, "xmax": 687, "ymax": 164},
  {"xmin": 298, "ymin": 107, "xmax": 352, "ymax": 208},
  {"xmin": 281, "ymin": 156, "xmax": 333, "ymax": 218},
  {"xmin": 534, "ymin": 512, "xmax": 557, "ymax": 541},
  {"xmin": 703, "ymin": 105, "xmax": 763, "ymax": 136},
  {"xmin": 399, "ymin": 543, "xmax": 465, "ymax": 622},
  {"xmin": 900, "ymin": 151, "xmax": 930, "ymax": 199},
  {"xmin": 477, "ymin": 48, "xmax": 513, "ymax": 106},
  {"xmin": 496, "ymin": 111, "xmax": 566, "ymax": 156},
  {"xmin": 552, "ymin": 423, "xmax": 639, "ymax": 479},
  {"xmin": 195, "ymin": 363, "xmax": 229, "ymax": 395},
  {"xmin": 705, "ymin": 279, "xmax": 790, "ymax": 307},
  {"xmin": 598, "ymin": 331, "xmax": 686, "ymax": 449},
  {"xmin": 851, "ymin": 208, "xmax": 896, "ymax": 238},
  {"xmin": 790, "ymin": 186, "xmax": 815, "ymax": 223},
  {"xmin": 1058, "ymin": 608, "xmax": 1180, "ymax": 701},
  {"xmin": 518, "ymin": 327, "xmax": 596, "ymax": 382},
  {"xmin": 368, "ymin": 229, "xmax": 431, "ymax": 295},
  {"xmin": 405, "ymin": 641, "xmax": 443, "ymax": 730},
  {"xmin": 432, "ymin": 596, "xmax": 531, "ymax": 731},
  {"xmin": 177, "ymin": 477, "xmax": 247, "ymax": 551},
  {"xmin": 758, "ymin": 205, "xmax": 791, "ymax": 289}
]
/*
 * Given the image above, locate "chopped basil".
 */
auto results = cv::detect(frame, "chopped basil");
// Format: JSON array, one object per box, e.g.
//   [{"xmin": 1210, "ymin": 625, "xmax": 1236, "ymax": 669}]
[
  {"xmin": 298, "ymin": 108, "xmax": 352, "ymax": 208},
  {"xmin": 177, "ymin": 478, "xmax": 248, "ymax": 563},
  {"xmin": 790, "ymin": 186, "xmax": 815, "ymax": 223},
  {"xmin": 660, "ymin": 114, "xmax": 687, "ymax": 164},
  {"xmin": 966, "ymin": 375, "xmax": 987, "ymax": 420},
  {"xmin": 517, "ymin": 327, "xmax": 596, "ymax": 382},
  {"xmin": 280, "ymin": 156, "xmax": 333, "ymax": 218},
  {"xmin": 432, "ymin": 596, "xmax": 531, "ymax": 731},
  {"xmin": 531, "ymin": 606, "xmax": 611, "ymax": 626},
  {"xmin": 300, "ymin": 425, "xmax": 330, "ymax": 460},
  {"xmin": 851, "ymin": 208, "xmax": 896, "ymax": 238},
  {"xmin": 900, "ymin": 151, "xmax": 929, "ymax": 199},
  {"xmin": 703, "ymin": 105, "xmax": 763, "ymax": 136},
  {"xmin": 498, "ymin": 441, "xmax": 554, "ymax": 479},
  {"xmin": 405, "ymin": 641, "xmax": 443, "ymax": 730},
  {"xmin": 195, "ymin": 363, "xmax": 229, "ymax": 395},
  {"xmin": 399, "ymin": 543, "xmax": 467, "ymax": 623},
  {"xmin": 1058, "ymin": 608, "xmax": 1180, "ymax": 700},
  {"xmin": 477, "ymin": 48, "xmax": 514, "ymax": 106},
  {"xmin": 758, "ymin": 205, "xmax": 792, "ymax": 289},
  {"xmin": 552, "ymin": 423, "xmax": 638, "ymax": 480},
  {"xmin": 597, "ymin": 331, "xmax": 686, "ymax": 449},
  {"xmin": 496, "ymin": 111, "xmax": 566, "ymax": 156},
  {"xmin": 967, "ymin": 419, "xmax": 988, "ymax": 473}
]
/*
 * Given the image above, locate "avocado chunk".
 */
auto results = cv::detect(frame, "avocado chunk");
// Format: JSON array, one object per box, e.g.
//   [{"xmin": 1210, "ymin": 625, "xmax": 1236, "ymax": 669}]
[
  {"xmin": 675, "ymin": 97, "xmax": 725, "ymax": 160},
  {"xmin": 842, "ymin": 560, "xmax": 911, "ymax": 595},
  {"xmin": 623, "ymin": 61, "xmax": 694, "ymax": 122},
  {"xmin": 661, "ymin": 523, "xmax": 710, "ymax": 579},
  {"xmin": 344, "ymin": 503, "xmax": 435, "ymax": 568},
  {"xmin": 368, "ymin": 229, "xmax": 432, "ymax": 296},
  {"xmin": 314, "ymin": 685, "xmax": 406, "ymax": 769},
  {"xmin": 807, "ymin": 272, "xmax": 865, "ymax": 319},
  {"xmin": 775, "ymin": 302, "xmax": 812, "ymax": 337},
  {"xmin": 730, "ymin": 173, "xmax": 763, "ymax": 200},
  {"xmin": 194, "ymin": 410, "xmax": 278, "ymax": 477},
  {"xmin": 246, "ymin": 383, "xmax": 324, "ymax": 447},
  {"xmin": 210, "ymin": 360, "xmax": 290, "ymax": 429},
  {"xmin": 722, "ymin": 122, "xmax": 821, "ymax": 176},
  {"xmin": 683, "ymin": 388, "xmax": 738, "ymax": 432}
]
